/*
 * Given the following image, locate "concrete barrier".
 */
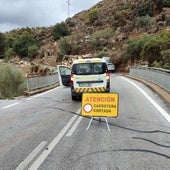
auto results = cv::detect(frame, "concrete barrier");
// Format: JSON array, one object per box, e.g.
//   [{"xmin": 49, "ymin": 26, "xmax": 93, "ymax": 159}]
[
  {"xmin": 26, "ymin": 73, "xmax": 59, "ymax": 92},
  {"xmin": 129, "ymin": 67, "xmax": 170, "ymax": 92}
]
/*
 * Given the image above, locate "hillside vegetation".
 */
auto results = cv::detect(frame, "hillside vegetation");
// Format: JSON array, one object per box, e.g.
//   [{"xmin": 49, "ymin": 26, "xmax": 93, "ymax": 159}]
[{"xmin": 0, "ymin": 0, "xmax": 170, "ymax": 72}]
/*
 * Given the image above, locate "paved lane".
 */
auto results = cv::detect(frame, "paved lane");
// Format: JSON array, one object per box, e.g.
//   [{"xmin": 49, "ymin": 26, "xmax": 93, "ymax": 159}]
[{"xmin": 0, "ymin": 75, "xmax": 169, "ymax": 170}]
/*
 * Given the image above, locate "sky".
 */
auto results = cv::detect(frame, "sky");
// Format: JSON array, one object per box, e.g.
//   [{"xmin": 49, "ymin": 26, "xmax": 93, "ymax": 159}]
[{"xmin": 0, "ymin": 0, "xmax": 102, "ymax": 33}]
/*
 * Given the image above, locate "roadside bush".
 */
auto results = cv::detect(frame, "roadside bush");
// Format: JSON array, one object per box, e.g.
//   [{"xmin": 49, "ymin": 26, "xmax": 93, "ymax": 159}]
[
  {"xmin": 126, "ymin": 34, "xmax": 152, "ymax": 64},
  {"xmin": 126, "ymin": 30, "xmax": 170, "ymax": 68},
  {"xmin": 0, "ymin": 64, "xmax": 26, "ymax": 99},
  {"xmin": 160, "ymin": 49, "xmax": 170, "ymax": 69},
  {"xmin": 142, "ymin": 31, "xmax": 170, "ymax": 66}
]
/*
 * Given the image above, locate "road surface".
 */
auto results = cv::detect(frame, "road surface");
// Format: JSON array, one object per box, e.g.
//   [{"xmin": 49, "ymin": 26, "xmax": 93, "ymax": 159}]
[{"xmin": 0, "ymin": 74, "xmax": 170, "ymax": 170}]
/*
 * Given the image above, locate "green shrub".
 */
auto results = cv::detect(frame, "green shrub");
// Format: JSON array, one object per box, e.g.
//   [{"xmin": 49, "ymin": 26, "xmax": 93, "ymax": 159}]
[
  {"xmin": 5, "ymin": 31, "xmax": 39, "ymax": 59},
  {"xmin": 53, "ymin": 22, "xmax": 71, "ymax": 40},
  {"xmin": 91, "ymin": 28, "xmax": 114, "ymax": 50},
  {"xmin": 160, "ymin": 49, "xmax": 170, "ymax": 69},
  {"xmin": 125, "ymin": 31, "xmax": 170, "ymax": 68},
  {"xmin": 141, "ymin": 31, "xmax": 170, "ymax": 66},
  {"xmin": 157, "ymin": 0, "xmax": 170, "ymax": 8},
  {"xmin": 28, "ymin": 45, "xmax": 39, "ymax": 58},
  {"xmin": 59, "ymin": 37, "xmax": 73, "ymax": 55},
  {"xmin": 4, "ymin": 48, "xmax": 16, "ymax": 61},
  {"xmin": 13, "ymin": 32, "xmax": 39, "ymax": 58},
  {"xmin": 135, "ymin": 15, "xmax": 153, "ymax": 30},
  {"xmin": 0, "ymin": 64, "xmax": 26, "ymax": 99},
  {"xmin": 57, "ymin": 51, "xmax": 64, "ymax": 60},
  {"xmin": 88, "ymin": 8, "xmax": 100, "ymax": 24},
  {"xmin": 72, "ymin": 46, "xmax": 80, "ymax": 55},
  {"xmin": 58, "ymin": 36, "xmax": 80, "ymax": 55},
  {"xmin": 0, "ymin": 32, "xmax": 5, "ymax": 58},
  {"xmin": 126, "ymin": 34, "xmax": 151, "ymax": 64},
  {"xmin": 136, "ymin": 0, "xmax": 154, "ymax": 17},
  {"xmin": 114, "ymin": 11, "xmax": 127, "ymax": 26},
  {"xmin": 92, "ymin": 28, "xmax": 114, "ymax": 40}
]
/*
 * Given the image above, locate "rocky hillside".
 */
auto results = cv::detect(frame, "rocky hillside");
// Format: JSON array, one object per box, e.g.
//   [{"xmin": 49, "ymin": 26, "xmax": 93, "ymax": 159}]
[
  {"xmin": 67, "ymin": 0, "xmax": 169, "ymax": 52},
  {"xmin": 5, "ymin": 0, "xmax": 170, "ymax": 72},
  {"xmin": 39, "ymin": 0, "xmax": 169, "ymax": 67}
]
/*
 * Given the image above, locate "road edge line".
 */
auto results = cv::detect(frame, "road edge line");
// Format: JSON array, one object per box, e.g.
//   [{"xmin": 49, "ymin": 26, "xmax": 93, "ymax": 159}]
[{"xmin": 121, "ymin": 77, "xmax": 170, "ymax": 123}]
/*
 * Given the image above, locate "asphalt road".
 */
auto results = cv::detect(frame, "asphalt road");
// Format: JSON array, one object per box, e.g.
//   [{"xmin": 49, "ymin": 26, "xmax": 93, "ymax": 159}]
[{"xmin": 0, "ymin": 74, "xmax": 170, "ymax": 170}]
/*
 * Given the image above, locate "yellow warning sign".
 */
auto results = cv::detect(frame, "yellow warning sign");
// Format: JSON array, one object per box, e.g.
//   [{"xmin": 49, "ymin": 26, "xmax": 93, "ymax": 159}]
[{"xmin": 81, "ymin": 93, "xmax": 119, "ymax": 117}]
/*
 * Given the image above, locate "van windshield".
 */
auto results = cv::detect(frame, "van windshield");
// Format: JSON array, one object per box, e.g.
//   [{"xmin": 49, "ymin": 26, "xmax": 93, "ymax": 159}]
[{"xmin": 72, "ymin": 62, "xmax": 107, "ymax": 75}]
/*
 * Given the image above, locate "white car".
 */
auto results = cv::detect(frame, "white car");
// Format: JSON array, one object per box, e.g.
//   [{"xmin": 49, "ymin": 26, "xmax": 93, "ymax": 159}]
[{"xmin": 107, "ymin": 63, "xmax": 115, "ymax": 73}]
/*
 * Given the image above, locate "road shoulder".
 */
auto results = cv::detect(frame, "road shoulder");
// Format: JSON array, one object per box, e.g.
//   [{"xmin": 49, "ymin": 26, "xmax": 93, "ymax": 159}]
[{"xmin": 125, "ymin": 74, "xmax": 170, "ymax": 108}]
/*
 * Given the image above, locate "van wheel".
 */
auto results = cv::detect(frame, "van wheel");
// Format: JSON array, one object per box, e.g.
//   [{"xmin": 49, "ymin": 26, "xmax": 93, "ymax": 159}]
[{"xmin": 72, "ymin": 95, "xmax": 77, "ymax": 100}]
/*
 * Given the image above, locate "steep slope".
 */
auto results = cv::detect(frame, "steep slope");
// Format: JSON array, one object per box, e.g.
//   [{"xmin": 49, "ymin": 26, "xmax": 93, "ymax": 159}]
[
  {"xmin": 5, "ymin": 0, "xmax": 170, "ymax": 72},
  {"xmin": 62, "ymin": 0, "xmax": 169, "ymax": 69}
]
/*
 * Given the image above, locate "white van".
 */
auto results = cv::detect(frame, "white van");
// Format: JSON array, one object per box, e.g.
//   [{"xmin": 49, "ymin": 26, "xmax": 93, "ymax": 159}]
[
  {"xmin": 57, "ymin": 58, "xmax": 110, "ymax": 100},
  {"xmin": 70, "ymin": 58, "xmax": 110, "ymax": 100}
]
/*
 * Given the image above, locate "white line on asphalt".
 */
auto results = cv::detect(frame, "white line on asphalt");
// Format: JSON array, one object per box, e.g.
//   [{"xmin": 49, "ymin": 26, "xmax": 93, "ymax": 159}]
[
  {"xmin": 15, "ymin": 141, "xmax": 47, "ymax": 170},
  {"xmin": 66, "ymin": 116, "xmax": 83, "ymax": 137},
  {"xmin": 27, "ymin": 91, "xmax": 50, "ymax": 99},
  {"xmin": 28, "ymin": 108, "xmax": 80, "ymax": 170},
  {"xmin": 1, "ymin": 87, "xmax": 61, "ymax": 108},
  {"xmin": 2, "ymin": 102, "xmax": 19, "ymax": 109},
  {"xmin": 26, "ymin": 86, "xmax": 61, "ymax": 100},
  {"xmin": 121, "ymin": 77, "xmax": 170, "ymax": 123}
]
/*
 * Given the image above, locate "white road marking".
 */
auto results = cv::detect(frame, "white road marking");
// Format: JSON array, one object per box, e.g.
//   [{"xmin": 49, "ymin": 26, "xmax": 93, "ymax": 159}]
[
  {"xmin": 121, "ymin": 77, "xmax": 170, "ymax": 123},
  {"xmin": 2, "ymin": 102, "xmax": 19, "ymax": 109},
  {"xmin": 66, "ymin": 116, "xmax": 83, "ymax": 136},
  {"xmin": 1, "ymin": 86, "xmax": 60, "ymax": 108},
  {"xmin": 28, "ymin": 109, "xmax": 80, "ymax": 170},
  {"xmin": 26, "ymin": 86, "xmax": 61, "ymax": 100},
  {"xmin": 15, "ymin": 141, "xmax": 47, "ymax": 170},
  {"xmin": 66, "ymin": 108, "xmax": 82, "ymax": 136}
]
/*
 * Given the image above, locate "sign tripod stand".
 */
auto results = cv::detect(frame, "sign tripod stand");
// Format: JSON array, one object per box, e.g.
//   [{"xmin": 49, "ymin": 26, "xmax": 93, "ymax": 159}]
[
  {"xmin": 82, "ymin": 93, "xmax": 119, "ymax": 132},
  {"xmin": 87, "ymin": 117, "xmax": 111, "ymax": 131}
]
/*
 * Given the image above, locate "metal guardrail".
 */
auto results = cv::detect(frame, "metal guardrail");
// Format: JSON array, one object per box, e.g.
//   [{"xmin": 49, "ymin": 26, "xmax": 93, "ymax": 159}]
[
  {"xmin": 26, "ymin": 73, "xmax": 59, "ymax": 91},
  {"xmin": 25, "ymin": 67, "xmax": 170, "ymax": 92},
  {"xmin": 129, "ymin": 67, "xmax": 170, "ymax": 92}
]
